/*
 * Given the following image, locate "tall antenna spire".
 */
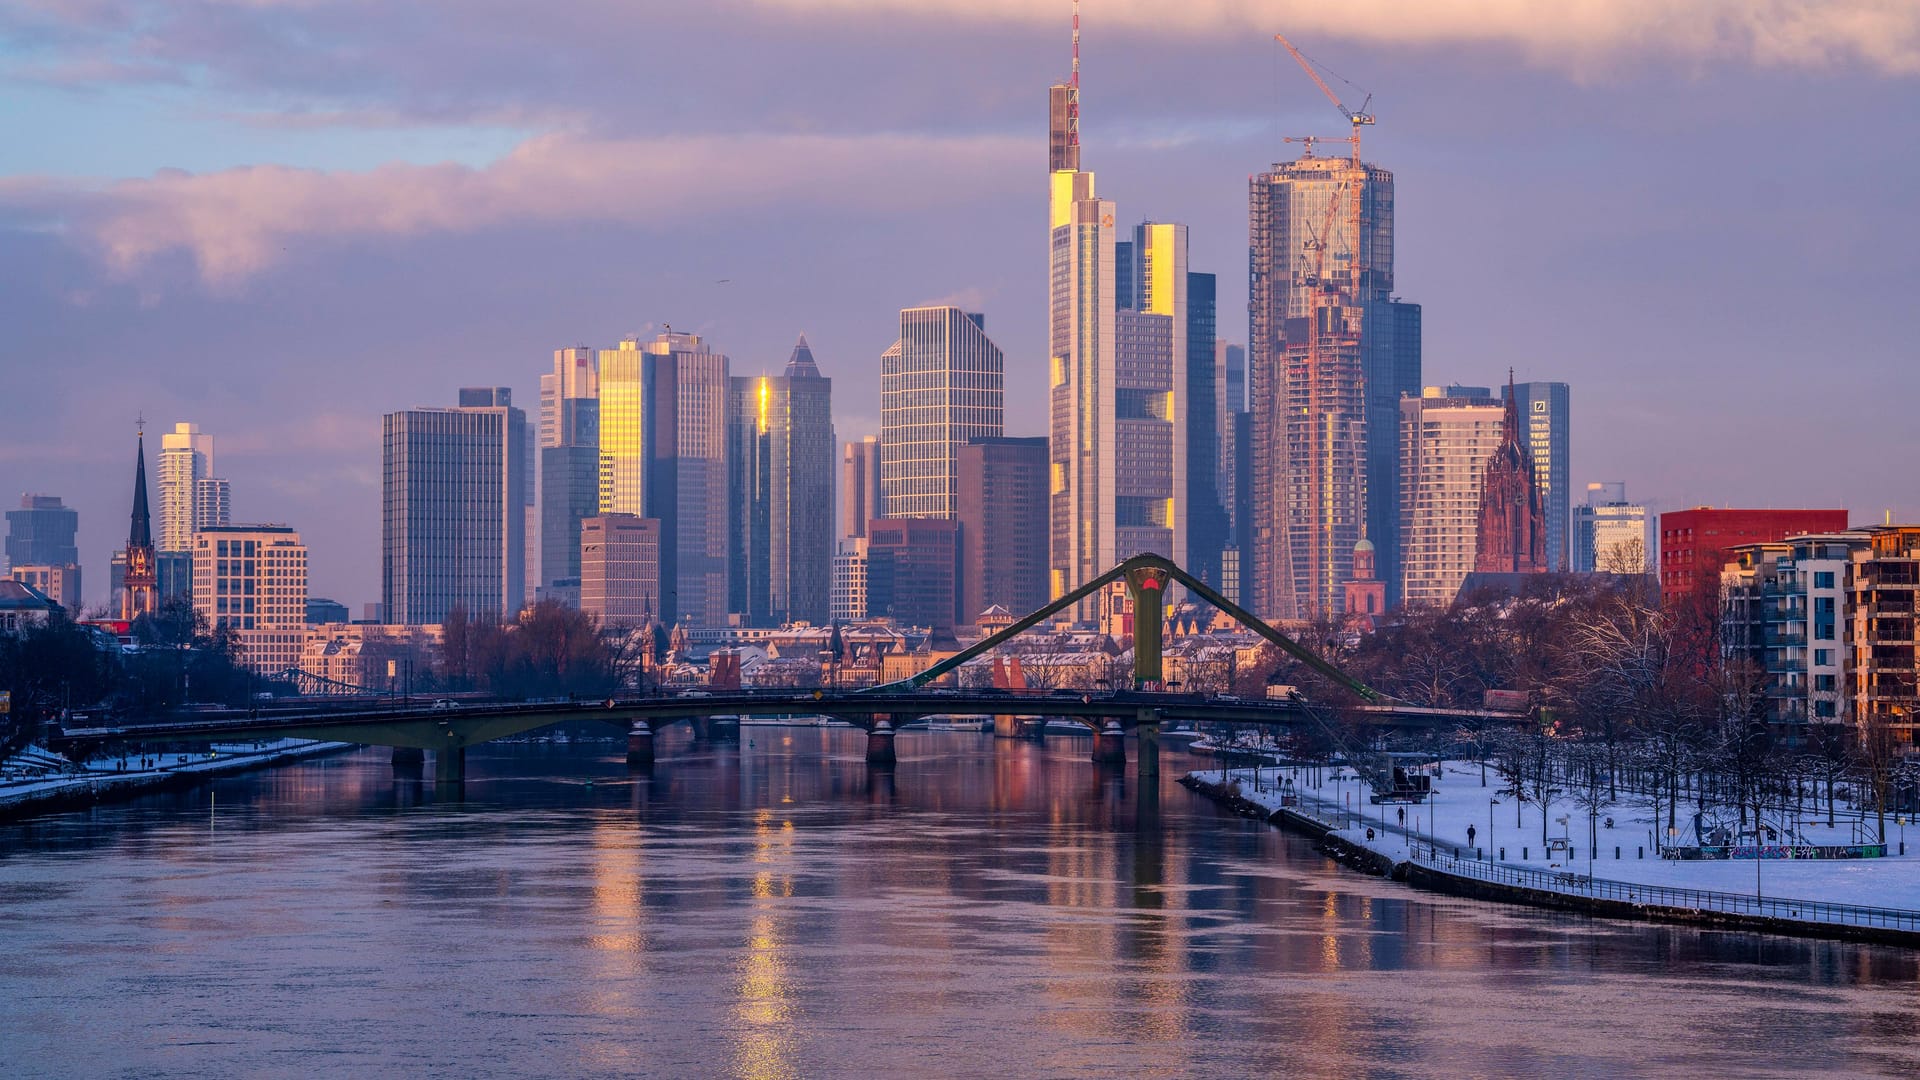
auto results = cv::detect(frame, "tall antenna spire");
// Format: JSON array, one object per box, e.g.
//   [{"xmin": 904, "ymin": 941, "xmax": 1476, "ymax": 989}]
[{"xmin": 1069, "ymin": 0, "xmax": 1080, "ymax": 150}]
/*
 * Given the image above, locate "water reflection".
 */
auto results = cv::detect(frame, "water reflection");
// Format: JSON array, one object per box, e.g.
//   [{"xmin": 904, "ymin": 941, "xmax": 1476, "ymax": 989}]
[{"xmin": 0, "ymin": 728, "xmax": 1918, "ymax": 1077}]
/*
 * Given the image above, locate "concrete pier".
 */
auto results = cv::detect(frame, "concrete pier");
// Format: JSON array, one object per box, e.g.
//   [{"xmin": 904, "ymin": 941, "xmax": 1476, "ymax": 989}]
[
  {"xmin": 867, "ymin": 719, "xmax": 897, "ymax": 765},
  {"xmin": 433, "ymin": 746, "xmax": 465, "ymax": 786},
  {"xmin": 993, "ymin": 714, "xmax": 1021, "ymax": 739},
  {"xmin": 626, "ymin": 720, "xmax": 654, "ymax": 766},
  {"xmin": 1092, "ymin": 719, "xmax": 1126, "ymax": 765},
  {"xmin": 1137, "ymin": 709, "xmax": 1159, "ymax": 779},
  {"xmin": 392, "ymin": 746, "xmax": 425, "ymax": 772}
]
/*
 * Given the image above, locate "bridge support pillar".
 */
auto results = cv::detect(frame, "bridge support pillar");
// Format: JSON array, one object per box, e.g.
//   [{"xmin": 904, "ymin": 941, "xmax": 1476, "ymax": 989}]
[
  {"xmin": 392, "ymin": 746, "xmax": 425, "ymax": 772},
  {"xmin": 866, "ymin": 719, "xmax": 897, "ymax": 765},
  {"xmin": 993, "ymin": 714, "xmax": 1022, "ymax": 739},
  {"xmin": 1137, "ymin": 708, "xmax": 1159, "ymax": 779},
  {"xmin": 433, "ymin": 746, "xmax": 465, "ymax": 786},
  {"xmin": 1092, "ymin": 719, "xmax": 1126, "ymax": 765},
  {"xmin": 626, "ymin": 720, "xmax": 654, "ymax": 766}
]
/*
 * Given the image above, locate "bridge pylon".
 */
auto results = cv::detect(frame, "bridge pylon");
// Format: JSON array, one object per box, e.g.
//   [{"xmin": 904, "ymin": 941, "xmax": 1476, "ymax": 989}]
[{"xmin": 626, "ymin": 720, "xmax": 655, "ymax": 766}]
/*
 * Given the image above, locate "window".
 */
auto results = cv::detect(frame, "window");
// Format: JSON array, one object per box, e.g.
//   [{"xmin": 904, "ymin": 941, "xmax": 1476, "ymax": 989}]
[
  {"xmin": 1815, "ymin": 648, "xmax": 1834, "ymax": 666},
  {"xmin": 1815, "ymin": 674, "xmax": 1836, "ymax": 692},
  {"xmin": 1814, "ymin": 571, "xmax": 1835, "ymax": 589}
]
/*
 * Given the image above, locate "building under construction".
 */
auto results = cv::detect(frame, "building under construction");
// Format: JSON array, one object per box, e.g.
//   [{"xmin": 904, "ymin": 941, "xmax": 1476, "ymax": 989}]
[{"xmin": 1248, "ymin": 37, "xmax": 1421, "ymax": 622}]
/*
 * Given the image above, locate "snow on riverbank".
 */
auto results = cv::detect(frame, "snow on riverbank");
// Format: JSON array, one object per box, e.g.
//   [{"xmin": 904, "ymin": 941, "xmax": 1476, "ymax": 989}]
[
  {"xmin": 0, "ymin": 739, "xmax": 352, "ymax": 815},
  {"xmin": 1194, "ymin": 760, "xmax": 1920, "ymax": 914}
]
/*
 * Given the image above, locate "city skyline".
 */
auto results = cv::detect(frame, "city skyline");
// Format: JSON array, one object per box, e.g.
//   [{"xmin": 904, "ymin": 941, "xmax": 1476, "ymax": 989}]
[{"xmin": 3, "ymin": 5, "xmax": 1918, "ymax": 605}]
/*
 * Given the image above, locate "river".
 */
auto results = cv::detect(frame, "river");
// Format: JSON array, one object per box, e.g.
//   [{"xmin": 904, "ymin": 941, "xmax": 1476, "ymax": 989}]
[{"xmin": 3, "ymin": 728, "xmax": 1918, "ymax": 1078}]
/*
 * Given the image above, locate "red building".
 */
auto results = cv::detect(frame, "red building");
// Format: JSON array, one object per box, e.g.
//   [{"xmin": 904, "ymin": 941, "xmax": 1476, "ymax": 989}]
[{"xmin": 1658, "ymin": 507, "xmax": 1850, "ymax": 607}]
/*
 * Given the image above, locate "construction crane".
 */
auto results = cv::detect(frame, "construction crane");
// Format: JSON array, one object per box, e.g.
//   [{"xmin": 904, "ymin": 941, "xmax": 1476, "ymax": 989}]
[{"xmin": 1274, "ymin": 32, "xmax": 1374, "ymax": 166}]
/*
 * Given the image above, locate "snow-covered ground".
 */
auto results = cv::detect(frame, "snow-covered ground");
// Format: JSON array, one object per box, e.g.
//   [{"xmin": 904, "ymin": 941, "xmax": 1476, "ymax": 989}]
[
  {"xmin": 1194, "ymin": 759, "xmax": 1920, "ymax": 916},
  {"xmin": 0, "ymin": 739, "xmax": 350, "ymax": 813}
]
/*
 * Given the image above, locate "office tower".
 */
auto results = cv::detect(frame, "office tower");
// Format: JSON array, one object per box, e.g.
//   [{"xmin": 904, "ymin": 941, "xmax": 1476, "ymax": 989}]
[
  {"xmin": 866, "ymin": 517, "xmax": 959, "ymax": 635},
  {"xmin": 382, "ymin": 389, "xmax": 528, "ymax": 624},
  {"xmin": 119, "ymin": 429, "xmax": 158, "ymax": 622},
  {"xmin": 539, "ymin": 346, "xmax": 600, "ymax": 596},
  {"xmin": 1657, "ymin": 507, "xmax": 1849, "ymax": 609},
  {"xmin": 1572, "ymin": 482, "xmax": 1652, "ymax": 574},
  {"xmin": 191, "ymin": 524, "xmax": 307, "ymax": 675},
  {"xmin": 831, "ymin": 537, "xmax": 894, "ymax": 623},
  {"xmin": 1475, "ymin": 378, "xmax": 1549, "ymax": 576},
  {"xmin": 727, "ymin": 336, "xmax": 834, "ymax": 626},
  {"xmin": 842, "ymin": 436, "xmax": 882, "ymax": 541},
  {"xmin": 158, "ymin": 422, "xmax": 229, "ymax": 554},
  {"xmin": 580, "ymin": 514, "xmax": 662, "ymax": 629},
  {"xmin": 1510, "ymin": 381, "xmax": 1571, "ymax": 569},
  {"xmin": 6, "ymin": 495, "xmax": 78, "ymax": 571},
  {"xmin": 598, "ymin": 331, "xmax": 730, "ymax": 626},
  {"xmin": 1250, "ymin": 151, "xmax": 1421, "ymax": 619},
  {"xmin": 305, "ymin": 597, "xmax": 349, "ymax": 625},
  {"xmin": 9, "ymin": 565, "xmax": 79, "ymax": 611},
  {"xmin": 879, "ymin": 308, "xmax": 1004, "ymax": 521},
  {"xmin": 1398, "ymin": 387, "xmax": 1504, "ymax": 606},
  {"xmin": 1185, "ymin": 270, "xmax": 1226, "ymax": 588},
  {"xmin": 957, "ymin": 436, "xmax": 1049, "ymax": 625}
]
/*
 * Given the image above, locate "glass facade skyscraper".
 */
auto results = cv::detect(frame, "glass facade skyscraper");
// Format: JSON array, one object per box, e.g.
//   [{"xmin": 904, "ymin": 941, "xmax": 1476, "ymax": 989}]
[
  {"xmin": 539, "ymin": 346, "xmax": 600, "ymax": 595},
  {"xmin": 727, "ymin": 336, "xmax": 834, "ymax": 626},
  {"xmin": 1511, "ymin": 380, "xmax": 1572, "ymax": 571},
  {"xmin": 879, "ymin": 307, "xmax": 1004, "ymax": 522}
]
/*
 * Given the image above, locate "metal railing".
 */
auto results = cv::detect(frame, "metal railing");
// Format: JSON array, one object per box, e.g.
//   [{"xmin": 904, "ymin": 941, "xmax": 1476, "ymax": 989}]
[{"xmin": 1407, "ymin": 846, "xmax": 1920, "ymax": 933}]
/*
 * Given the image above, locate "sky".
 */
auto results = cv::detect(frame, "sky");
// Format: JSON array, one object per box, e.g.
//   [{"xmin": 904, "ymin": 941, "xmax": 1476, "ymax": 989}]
[{"xmin": 2, "ymin": 0, "xmax": 1917, "ymax": 610}]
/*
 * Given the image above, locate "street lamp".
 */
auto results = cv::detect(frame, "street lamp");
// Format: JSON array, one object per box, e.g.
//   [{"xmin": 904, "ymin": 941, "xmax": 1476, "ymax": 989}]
[{"xmin": 1489, "ymin": 797, "xmax": 1498, "ymax": 861}]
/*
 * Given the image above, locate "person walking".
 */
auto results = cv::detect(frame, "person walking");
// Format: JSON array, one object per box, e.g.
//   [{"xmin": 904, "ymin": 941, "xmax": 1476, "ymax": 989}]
[{"xmin": 1467, "ymin": 824, "xmax": 1477, "ymax": 849}]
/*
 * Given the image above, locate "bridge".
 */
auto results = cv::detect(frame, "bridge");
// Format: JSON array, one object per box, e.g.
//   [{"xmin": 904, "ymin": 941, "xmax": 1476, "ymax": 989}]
[{"xmin": 56, "ymin": 554, "xmax": 1529, "ymax": 789}]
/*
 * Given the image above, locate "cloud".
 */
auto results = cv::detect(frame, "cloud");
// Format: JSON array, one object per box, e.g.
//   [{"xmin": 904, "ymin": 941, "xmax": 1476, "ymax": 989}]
[
  {"xmin": 756, "ymin": 0, "xmax": 1920, "ymax": 75},
  {"xmin": 10, "ymin": 131, "xmax": 1027, "ymax": 285}
]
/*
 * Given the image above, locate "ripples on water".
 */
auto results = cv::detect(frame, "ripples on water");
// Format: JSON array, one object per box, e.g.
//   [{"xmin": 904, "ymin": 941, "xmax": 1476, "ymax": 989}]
[{"xmin": 3, "ymin": 728, "xmax": 1919, "ymax": 1078}]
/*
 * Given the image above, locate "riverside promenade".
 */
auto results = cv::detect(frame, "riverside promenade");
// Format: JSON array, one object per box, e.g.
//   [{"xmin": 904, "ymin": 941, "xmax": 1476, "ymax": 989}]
[
  {"xmin": 1184, "ymin": 761, "xmax": 1920, "ymax": 947},
  {"xmin": 1, "ymin": 740, "xmax": 353, "ymax": 820}
]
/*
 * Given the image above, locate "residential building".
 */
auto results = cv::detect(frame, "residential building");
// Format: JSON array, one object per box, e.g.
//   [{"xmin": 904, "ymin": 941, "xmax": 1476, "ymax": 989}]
[
  {"xmin": 1510, "ymin": 381, "xmax": 1571, "ymax": 570},
  {"xmin": 880, "ymin": 307, "xmax": 1004, "ymax": 521},
  {"xmin": 300, "ymin": 623, "xmax": 443, "ymax": 692},
  {"xmin": 1659, "ymin": 507, "xmax": 1849, "ymax": 609},
  {"xmin": 866, "ymin": 517, "xmax": 959, "ymax": 635},
  {"xmin": 727, "ymin": 336, "xmax": 834, "ymax": 625},
  {"xmin": 9, "ymin": 565, "xmax": 80, "ymax": 612},
  {"xmin": 580, "ymin": 513, "xmax": 662, "ymax": 629},
  {"xmin": 598, "ymin": 331, "xmax": 731, "ymax": 626},
  {"xmin": 957, "ymin": 436, "xmax": 1048, "ymax": 625},
  {"xmin": 1722, "ymin": 532, "xmax": 1866, "ymax": 734},
  {"xmin": 1250, "ymin": 152, "xmax": 1421, "ymax": 618},
  {"xmin": 158, "ymin": 422, "xmax": 231, "ymax": 554},
  {"xmin": 1398, "ymin": 387, "xmax": 1504, "ymax": 607},
  {"xmin": 539, "ymin": 346, "xmax": 600, "ymax": 596},
  {"xmin": 0, "ymin": 579, "xmax": 60, "ymax": 634},
  {"xmin": 1474, "ymin": 376, "xmax": 1549, "ymax": 576},
  {"xmin": 842, "ymin": 435, "xmax": 881, "ymax": 541},
  {"xmin": 1850, "ymin": 526, "xmax": 1920, "ymax": 749},
  {"xmin": 1572, "ymin": 482, "xmax": 1652, "ymax": 574},
  {"xmin": 192, "ymin": 524, "xmax": 308, "ymax": 675},
  {"xmin": 6, "ymin": 494, "xmax": 78, "ymax": 570},
  {"xmin": 382, "ymin": 389, "xmax": 528, "ymax": 624}
]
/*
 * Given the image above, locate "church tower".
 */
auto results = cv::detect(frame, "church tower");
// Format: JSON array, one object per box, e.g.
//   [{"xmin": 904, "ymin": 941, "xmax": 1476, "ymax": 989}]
[
  {"xmin": 120, "ymin": 424, "xmax": 160, "ymax": 621},
  {"xmin": 1474, "ymin": 374, "xmax": 1548, "ymax": 575}
]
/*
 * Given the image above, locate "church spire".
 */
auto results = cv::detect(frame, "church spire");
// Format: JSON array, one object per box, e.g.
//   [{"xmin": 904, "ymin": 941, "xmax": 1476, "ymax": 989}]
[{"xmin": 128, "ymin": 424, "xmax": 152, "ymax": 550}]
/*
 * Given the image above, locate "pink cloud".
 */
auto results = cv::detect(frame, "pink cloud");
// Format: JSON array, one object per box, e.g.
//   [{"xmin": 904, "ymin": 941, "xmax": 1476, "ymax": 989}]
[{"xmin": 20, "ymin": 131, "xmax": 1027, "ymax": 285}]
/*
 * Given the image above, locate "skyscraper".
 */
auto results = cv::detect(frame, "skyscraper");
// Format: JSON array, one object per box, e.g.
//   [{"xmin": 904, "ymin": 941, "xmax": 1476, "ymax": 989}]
[
  {"xmin": 158, "ymin": 422, "xmax": 220, "ymax": 554},
  {"xmin": 1185, "ymin": 271, "xmax": 1225, "ymax": 588},
  {"xmin": 727, "ymin": 336, "xmax": 834, "ymax": 626},
  {"xmin": 879, "ymin": 307, "xmax": 1004, "ymax": 522},
  {"xmin": 539, "ymin": 346, "xmax": 600, "ymax": 597},
  {"xmin": 5, "ymin": 495, "xmax": 78, "ymax": 571},
  {"xmin": 842, "ymin": 435, "xmax": 881, "ymax": 541},
  {"xmin": 382, "ymin": 389, "xmax": 527, "ymax": 624},
  {"xmin": 1398, "ymin": 387, "xmax": 1505, "ymax": 607},
  {"xmin": 957, "ymin": 436, "xmax": 1049, "ymax": 625},
  {"xmin": 580, "ymin": 513, "xmax": 661, "ymax": 629},
  {"xmin": 1511, "ymin": 381, "xmax": 1572, "ymax": 570},
  {"xmin": 1474, "ymin": 377, "xmax": 1548, "ymax": 576},
  {"xmin": 1249, "ymin": 150, "xmax": 1420, "ymax": 619},
  {"xmin": 866, "ymin": 517, "xmax": 960, "ymax": 635},
  {"xmin": 1047, "ymin": 42, "xmax": 1195, "ymax": 609},
  {"xmin": 598, "ymin": 331, "xmax": 731, "ymax": 626}
]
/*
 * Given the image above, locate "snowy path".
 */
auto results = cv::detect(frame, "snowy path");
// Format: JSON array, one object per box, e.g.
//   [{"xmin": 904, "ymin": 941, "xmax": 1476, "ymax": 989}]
[{"xmin": 1193, "ymin": 759, "xmax": 1920, "ymax": 916}]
